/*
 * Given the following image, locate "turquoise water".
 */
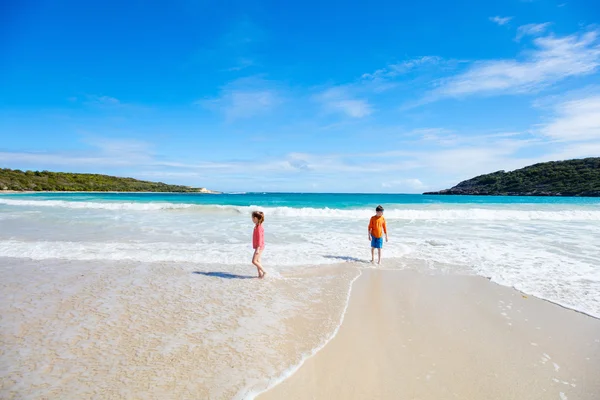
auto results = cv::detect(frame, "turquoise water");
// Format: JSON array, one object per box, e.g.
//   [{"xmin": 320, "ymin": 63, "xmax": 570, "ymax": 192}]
[{"xmin": 3, "ymin": 192, "xmax": 600, "ymax": 207}]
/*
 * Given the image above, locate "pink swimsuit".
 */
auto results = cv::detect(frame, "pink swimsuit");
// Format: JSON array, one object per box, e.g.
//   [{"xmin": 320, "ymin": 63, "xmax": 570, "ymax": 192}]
[{"xmin": 253, "ymin": 224, "xmax": 265, "ymax": 250}]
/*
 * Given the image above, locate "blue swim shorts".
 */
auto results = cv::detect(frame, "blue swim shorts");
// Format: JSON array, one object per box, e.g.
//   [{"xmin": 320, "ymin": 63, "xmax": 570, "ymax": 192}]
[{"xmin": 371, "ymin": 236, "xmax": 383, "ymax": 248}]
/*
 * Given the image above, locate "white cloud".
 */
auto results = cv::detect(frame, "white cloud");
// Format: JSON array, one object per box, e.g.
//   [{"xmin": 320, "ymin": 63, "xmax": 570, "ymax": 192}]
[
  {"xmin": 415, "ymin": 128, "xmax": 458, "ymax": 146},
  {"xmin": 156, "ymin": 161, "xmax": 239, "ymax": 170},
  {"xmin": 200, "ymin": 78, "xmax": 281, "ymax": 120},
  {"xmin": 551, "ymin": 142, "xmax": 600, "ymax": 159},
  {"xmin": 539, "ymin": 94, "xmax": 600, "ymax": 141},
  {"xmin": 381, "ymin": 178, "xmax": 425, "ymax": 190},
  {"xmin": 204, "ymin": 89, "xmax": 278, "ymax": 120},
  {"xmin": 361, "ymin": 56, "xmax": 442, "ymax": 80},
  {"xmin": 91, "ymin": 95, "xmax": 120, "ymax": 105},
  {"xmin": 136, "ymin": 171, "xmax": 204, "ymax": 179},
  {"xmin": 226, "ymin": 57, "xmax": 255, "ymax": 71},
  {"xmin": 77, "ymin": 95, "xmax": 149, "ymax": 112},
  {"xmin": 0, "ymin": 151, "xmax": 115, "ymax": 167},
  {"xmin": 316, "ymin": 87, "xmax": 373, "ymax": 118},
  {"xmin": 0, "ymin": 137, "xmax": 155, "ymax": 169},
  {"xmin": 489, "ymin": 16, "xmax": 513, "ymax": 26},
  {"xmin": 81, "ymin": 95, "xmax": 127, "ymax": 108},
  {"xmin": 84, "ymin": 137, "xmax": 152, "ymax": 156},
  {"xmin": 516, "ymin": 22, "xmax": 551, "ymax": 41},
  {"xmin": 429, "ymin": 30, "xmax": 600, "ymax": 99},
  {"xmin": 420, "ymin": 145, "xmax": 522, "ymax": 175},
  {"xmin": 225, "ymin": 90, "xmax": 278, "ymax": 119}
]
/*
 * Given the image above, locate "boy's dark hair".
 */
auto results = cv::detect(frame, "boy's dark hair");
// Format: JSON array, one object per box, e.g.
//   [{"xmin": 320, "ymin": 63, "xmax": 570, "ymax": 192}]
[{"xmin": 376, "ymin": 205, "xmax": 384, "ymax": 212}]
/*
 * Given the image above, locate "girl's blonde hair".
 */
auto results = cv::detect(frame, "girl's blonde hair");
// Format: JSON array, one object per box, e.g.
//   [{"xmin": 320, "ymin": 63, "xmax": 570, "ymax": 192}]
[{"xmin": 252, "ymin": 211, "xmax": 265, "ymax": 224}]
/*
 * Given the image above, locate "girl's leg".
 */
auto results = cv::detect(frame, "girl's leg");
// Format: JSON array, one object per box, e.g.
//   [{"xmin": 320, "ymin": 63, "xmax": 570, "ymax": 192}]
[
  {"xmin": 257, "ymin": 252, "xmax": 266, "ymax": 278},
  {"xmin": 252, "ymin": 250, "xmax": 266, "ymax": 278},
  {"xmin": 252, "ymin": 251, "xmax": 261, "ymax": 277}
]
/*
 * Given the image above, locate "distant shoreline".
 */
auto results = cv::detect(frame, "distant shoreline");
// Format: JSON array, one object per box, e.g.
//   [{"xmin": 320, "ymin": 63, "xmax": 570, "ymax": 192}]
[
  {"xmin": 423, "ymin": 158, "xmax": 600, "ymax": 197},
  {"xmin": 0, "ymin": 168, "xmax": 220, "ymax": 193},
  {"xmin": 0, "ymin": 190, "xmax": 221, "ymax": 194},
  {"xmin": 423, "ymin": 192, "xmax": 600, "ymax": 197}
]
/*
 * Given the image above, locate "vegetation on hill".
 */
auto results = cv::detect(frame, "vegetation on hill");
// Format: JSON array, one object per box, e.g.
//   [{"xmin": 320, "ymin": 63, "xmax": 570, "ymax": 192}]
[
  {"xmin": 424, "ymin": 158, "xmax": 600, "ymax": 197},
  {"xmin": 0, "ymin": 168, "xmax": 215, "ymax": 193}
]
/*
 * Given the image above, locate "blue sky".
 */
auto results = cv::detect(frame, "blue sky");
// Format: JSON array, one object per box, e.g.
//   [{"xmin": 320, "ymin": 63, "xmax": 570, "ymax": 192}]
[{"xmin": 1, "ymin": 0, "xmax": 599, "ymax": 193}]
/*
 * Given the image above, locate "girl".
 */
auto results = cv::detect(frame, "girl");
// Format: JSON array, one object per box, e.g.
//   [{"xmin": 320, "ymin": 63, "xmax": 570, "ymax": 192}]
[{"xmin": 251, "ymin": 211, "xmax": 267, "ymax": 278}]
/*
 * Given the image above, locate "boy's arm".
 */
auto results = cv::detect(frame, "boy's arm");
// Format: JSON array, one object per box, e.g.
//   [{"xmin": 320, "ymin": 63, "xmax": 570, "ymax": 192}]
[
  {"xmin": 384, "ymin": 219, "xmax": 388, "ymax": 241},
  {"xmin": 368, "ymin": 219, "xmax": 372, "ymax": 239}
]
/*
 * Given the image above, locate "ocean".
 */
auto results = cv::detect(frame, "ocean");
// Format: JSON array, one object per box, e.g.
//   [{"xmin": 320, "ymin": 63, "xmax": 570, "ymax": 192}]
[{"xmin": 1, "ymin": 192, "xmax": 599, "ymax": 398}]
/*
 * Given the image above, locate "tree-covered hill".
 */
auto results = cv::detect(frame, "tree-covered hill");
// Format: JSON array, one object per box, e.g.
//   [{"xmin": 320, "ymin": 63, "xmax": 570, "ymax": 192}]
[
  {"xmin": 0, "ymin": 168, "xmax": 217, "ymax": 193},
  {"xmin": 424, "ymin": 158, "xmax": 600, "ymax": 197}
]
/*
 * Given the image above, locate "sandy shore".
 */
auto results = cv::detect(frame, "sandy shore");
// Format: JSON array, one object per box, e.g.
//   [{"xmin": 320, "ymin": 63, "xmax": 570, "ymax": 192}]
[
  {"xmin": 2, "ymin": 259, "xmax": 599, "ymax": 399},
  {"xmin": 259, "ymin": 269, "xmax": 600, "ymax": 400},
  {"xmin": 0, "ymin": 258, "xmax": 358, "ymax": 399}
]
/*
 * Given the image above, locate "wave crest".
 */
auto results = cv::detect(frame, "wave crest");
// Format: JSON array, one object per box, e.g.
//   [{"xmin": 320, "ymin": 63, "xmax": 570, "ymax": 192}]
[{"xmin": 1, "ymin": 198, "xmax": 599, "ymax": 221}]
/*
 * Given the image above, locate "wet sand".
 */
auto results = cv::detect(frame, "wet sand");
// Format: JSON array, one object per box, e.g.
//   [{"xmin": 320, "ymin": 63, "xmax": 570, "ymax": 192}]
[
  {"xmin": 259, "ymin": 269, "xmax": 600, "ymax": 400},
  {"xmin": 0, "ymin": 258, "xmax": 359, "ymax": 399}
]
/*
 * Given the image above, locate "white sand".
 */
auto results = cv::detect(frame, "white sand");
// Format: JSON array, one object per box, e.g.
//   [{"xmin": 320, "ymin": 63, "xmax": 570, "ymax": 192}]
[
  {"xmin": 0, "ymin": 258, "xmax": 359, "ymax": 399},
  {"xmin": 3, "ymin": 259, "xmax": 599, "ymax": 400},
  {"xmin": 259, "ymin": 269, "xmax": 600, "ymax": 400}
]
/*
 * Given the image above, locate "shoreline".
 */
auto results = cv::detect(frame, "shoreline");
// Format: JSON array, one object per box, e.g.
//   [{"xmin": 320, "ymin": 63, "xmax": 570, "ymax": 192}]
[
  {"xmin": 258, "ymin": 269, "xmax": 600, "ymax": 400},
  {"xmin": 241, "ymin": 268, "xmax": 363, "ymax": 399},
  {"xmin": 0, "ymin": 189, "xmax": 221, "ymax": 194},
  {"xmin": 424, "ymin": 192, "xmax": 600, "ymax": 197}
]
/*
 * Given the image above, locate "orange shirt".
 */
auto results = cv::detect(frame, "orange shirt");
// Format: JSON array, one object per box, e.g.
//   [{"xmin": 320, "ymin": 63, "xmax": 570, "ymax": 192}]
[{"xmin": 368, "ymin": 215, "xmax": 387, "ymax": 238}]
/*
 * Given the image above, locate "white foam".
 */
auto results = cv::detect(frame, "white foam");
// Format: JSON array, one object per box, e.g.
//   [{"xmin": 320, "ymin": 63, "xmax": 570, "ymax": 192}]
[
  {"xmin": 239, "ymin": 268, "xmax": 363, "ymax": 400},
  {"xmin": 0, "ymin": 198, "xmax": 193, "ymax": 211},
  {"xmin": 250, "ymin": 206, "xmax": 600, "ymax": 221},
  {"xmin": 0, "ymin": 239, "xmax": 400, "ymax": 267},
  {"xmin": 2, "ymin": 198, "xmax": 600, "ymax": 221}
]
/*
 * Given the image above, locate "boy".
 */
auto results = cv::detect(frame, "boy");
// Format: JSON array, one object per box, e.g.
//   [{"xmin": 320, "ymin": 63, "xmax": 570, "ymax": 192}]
[{"xmin": 368, "ymin": 205, "xmax": 388, "ymax": 264}]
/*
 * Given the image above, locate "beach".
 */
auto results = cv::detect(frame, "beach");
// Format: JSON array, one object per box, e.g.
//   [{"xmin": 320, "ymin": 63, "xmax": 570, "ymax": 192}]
[
  {"xmin": 1, "ymin": 192, "xmax": 599, "ymax": 399},
  {"xmin": 259, "ymin": 269, "xmax": 600, "ymax": 400},
  {"xmin": 2, "ymin": 259, "xmax": 598, "ymax": 399},
  {"xmin": 0, "ymin": 258, "xmax": 361, "ymax": 399}
]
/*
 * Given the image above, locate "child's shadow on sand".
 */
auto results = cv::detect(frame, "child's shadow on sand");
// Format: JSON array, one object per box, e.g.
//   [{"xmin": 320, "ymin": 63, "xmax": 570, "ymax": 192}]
[{"xmin": 193, "ymin": 271, "xmax": 256, "ymax": 279}]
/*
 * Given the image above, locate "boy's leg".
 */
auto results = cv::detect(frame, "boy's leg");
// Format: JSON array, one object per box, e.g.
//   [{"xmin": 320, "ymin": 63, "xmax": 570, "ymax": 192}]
[
  {"xmin": 370, "ymin": 247, "xmax": 375, "ymax": 263},
  {"xmin": 377, "ymin": 248, "xmax": 382, "ymax": 264}
]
